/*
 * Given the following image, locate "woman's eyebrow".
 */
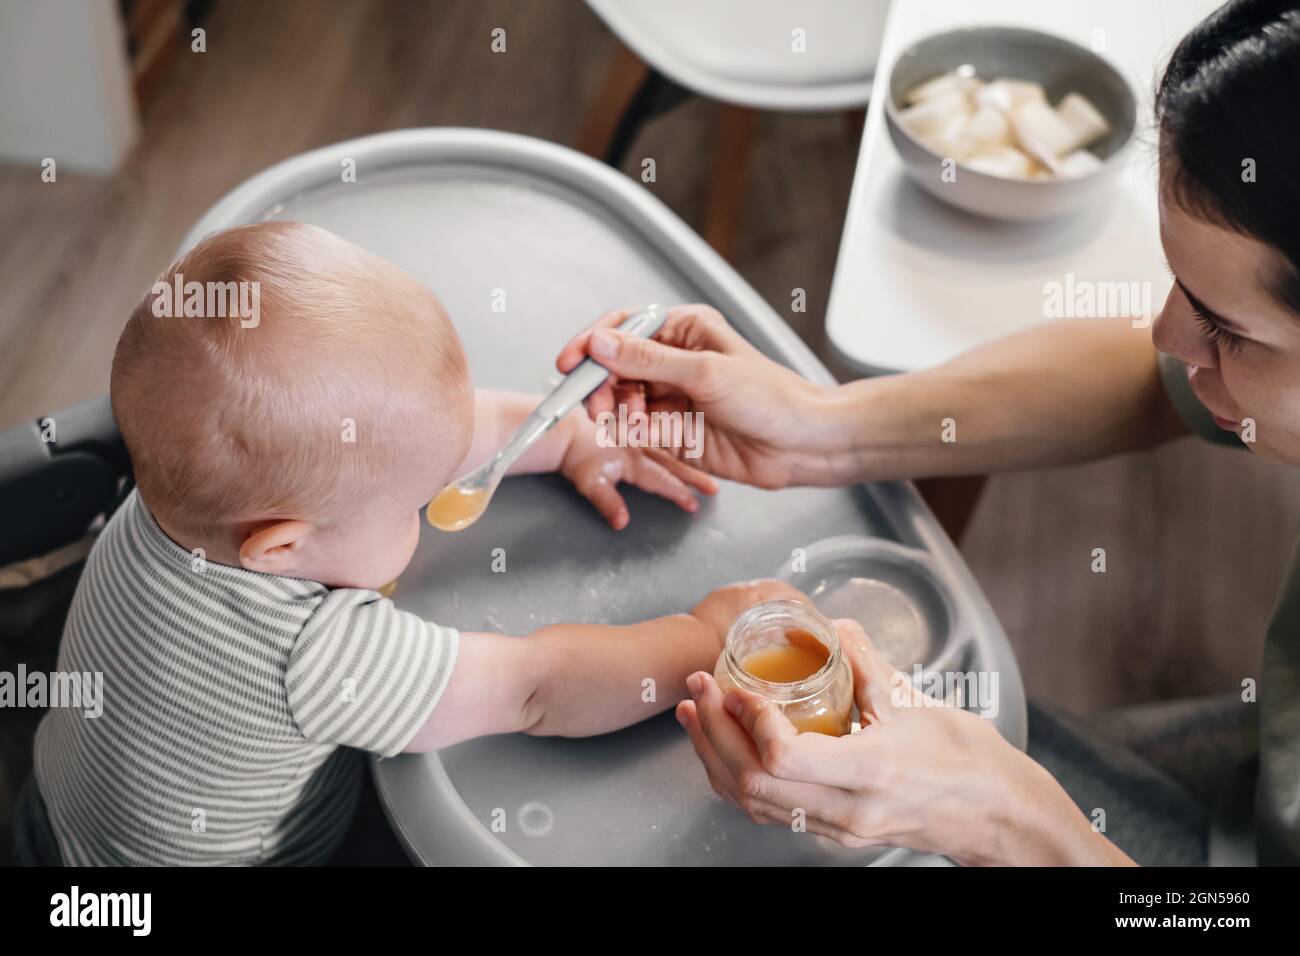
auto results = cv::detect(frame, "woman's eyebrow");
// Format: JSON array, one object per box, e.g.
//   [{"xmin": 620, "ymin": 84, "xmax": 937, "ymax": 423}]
[{"xmin": 1175, "ymin": 277, "xmax": 1248, "ymax": 333}]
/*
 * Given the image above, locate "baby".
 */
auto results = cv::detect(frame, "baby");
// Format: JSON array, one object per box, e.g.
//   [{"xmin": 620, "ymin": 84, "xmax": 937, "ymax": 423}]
[{"xmin": 30, "ymin": 221, "xmax": 795, "ymax": 865}]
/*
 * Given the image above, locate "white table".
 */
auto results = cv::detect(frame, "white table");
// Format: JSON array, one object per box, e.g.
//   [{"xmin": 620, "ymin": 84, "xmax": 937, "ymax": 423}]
[{"xmin": 825, "ymin": 0, "xmax": 1219, "ymax": 374}]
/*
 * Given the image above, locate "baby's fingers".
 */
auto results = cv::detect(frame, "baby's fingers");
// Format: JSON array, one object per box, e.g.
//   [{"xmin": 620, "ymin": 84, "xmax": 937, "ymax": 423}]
[
  {"xmin": 611, "ymin": 379, "xmax": 647, "ymax": 420},
  {"xmin": 569, "ymin": 459, "xmax": 630, "ymax": 530},
  {"xmin": 648, "ymin": 448, "xmax": 718, "ymax": 496},
  {"xmin": 630, "ymin": 455, "xmax": 700, "ymax": 514},
  {"xmin": 583, "ymin": 381, "xmax": 618, "ymax": 423}
]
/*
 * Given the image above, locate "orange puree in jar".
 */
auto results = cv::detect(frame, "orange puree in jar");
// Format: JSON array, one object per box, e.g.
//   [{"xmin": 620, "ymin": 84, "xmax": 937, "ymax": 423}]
[
  {"xmin": 739, "ymin": 634, "xmax": 829, "ymax": 683},
  {"xmin": 716, "ymin": 606, "xmax": 854, "ymax": 738}
]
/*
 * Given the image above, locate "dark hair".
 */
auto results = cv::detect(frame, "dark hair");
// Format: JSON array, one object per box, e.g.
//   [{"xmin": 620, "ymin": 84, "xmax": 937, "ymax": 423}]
[{"xmin": 1156, "ymin": 0, "xmax": 1300, "ymax": 313}]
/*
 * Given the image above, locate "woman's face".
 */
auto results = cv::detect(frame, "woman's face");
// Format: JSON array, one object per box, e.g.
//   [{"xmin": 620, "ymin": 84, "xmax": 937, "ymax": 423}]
[{"xmin": 1153, "ymin": 190, "xmax": 1300, "ymax": 464}]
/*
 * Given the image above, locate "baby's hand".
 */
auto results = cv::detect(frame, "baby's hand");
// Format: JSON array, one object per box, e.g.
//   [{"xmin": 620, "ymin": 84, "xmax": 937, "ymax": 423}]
[
  {"xmin": 560, "ymin": 414, "xmax": 718, "ymax": 530},
  {"xmin": 690, "ymin": 579, "xmax": 808, "ymax": 649}
]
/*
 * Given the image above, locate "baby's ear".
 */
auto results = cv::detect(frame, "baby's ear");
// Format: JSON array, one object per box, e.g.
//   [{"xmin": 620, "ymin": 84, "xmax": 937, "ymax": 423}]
[{"xmin": 238, "ymin": 520, "xmax": 314, "ymax": 574}]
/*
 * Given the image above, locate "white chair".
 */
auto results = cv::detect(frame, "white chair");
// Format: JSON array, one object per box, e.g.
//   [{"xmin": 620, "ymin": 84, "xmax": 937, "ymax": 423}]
[{"xmin": 576, "ymin": 0, "xmax": 891, "ymax": 256}]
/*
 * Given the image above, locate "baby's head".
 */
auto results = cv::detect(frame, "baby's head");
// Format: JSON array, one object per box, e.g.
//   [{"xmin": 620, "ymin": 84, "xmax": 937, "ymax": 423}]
[{"xmin": 112, "ymin": 221, "xmax": 474, "ymax": 589}]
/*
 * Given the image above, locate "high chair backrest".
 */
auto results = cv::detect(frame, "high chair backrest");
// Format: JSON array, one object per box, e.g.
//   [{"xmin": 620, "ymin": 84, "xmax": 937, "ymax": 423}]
[{"xmin": 0, "ymin": 397, "xmax": 131, "ymax": 567}]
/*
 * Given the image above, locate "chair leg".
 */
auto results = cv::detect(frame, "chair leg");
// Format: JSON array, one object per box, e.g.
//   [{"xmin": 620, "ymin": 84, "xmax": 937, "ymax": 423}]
[
  {"xmin": 577, "ymin": 44, "xmax": 755, "ymax": 253},
  {"xmin": 703, "ymin": 105, "xmax": 757, "ymax": 259},
  {"xmin": 575, "ymin": 45, "xmax": 691, "ymax": 169},
  {"xmin": 843, "ymin": 107, "xmax": 866, "ymax": 142},
  {"xmin": 575, "ymin": 44, "xmax": 649, "ymax": 163},
  {"xmin": 914, "ymin": 475, "xmax": 988, "ymax": 545}
]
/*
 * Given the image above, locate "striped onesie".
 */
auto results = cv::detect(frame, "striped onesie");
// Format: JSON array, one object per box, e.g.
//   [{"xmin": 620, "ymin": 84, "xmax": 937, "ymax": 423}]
[{"xmin": 33, "ymin": 489, "xmax": 457, "ymax": 865}]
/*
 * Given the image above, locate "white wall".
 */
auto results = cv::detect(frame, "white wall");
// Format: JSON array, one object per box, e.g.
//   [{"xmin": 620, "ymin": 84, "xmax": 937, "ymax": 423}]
[{"xmin": 0, "ymin": 0, "xmax": 140, "ymax": 173}]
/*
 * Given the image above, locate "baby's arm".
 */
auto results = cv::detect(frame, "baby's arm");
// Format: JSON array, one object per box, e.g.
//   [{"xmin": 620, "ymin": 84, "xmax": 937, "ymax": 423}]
[
  {"xmin": 402, "ymin": 614, "xmax": 711, "ymax": 751},
  {"xmin": 402, "ymin": 579, "xmax": 802, "ymax": 752},
  {"xmin": 458, "ymin": 388, "xmax": 714, "ymax": 529},
  {"xmin": 460, "ymin": 389, "xmax": 576, "ymax": 477}
]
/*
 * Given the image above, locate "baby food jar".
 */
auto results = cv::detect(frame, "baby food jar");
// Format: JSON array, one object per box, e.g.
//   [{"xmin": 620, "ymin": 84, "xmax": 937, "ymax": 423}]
[{"xmin": 713, "ymin": 600, "xmax": 854, "ymax": 736}]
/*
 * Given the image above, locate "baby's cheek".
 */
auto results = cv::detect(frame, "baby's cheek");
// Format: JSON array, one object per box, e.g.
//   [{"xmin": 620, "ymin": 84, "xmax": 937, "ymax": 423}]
[
  {"xmin": 377, "ymin": 516, "xmax": 421, "ymax": 592},
  {"xmin": 400, "ymin": 512, "xmax": 420, "ymax": 562}
]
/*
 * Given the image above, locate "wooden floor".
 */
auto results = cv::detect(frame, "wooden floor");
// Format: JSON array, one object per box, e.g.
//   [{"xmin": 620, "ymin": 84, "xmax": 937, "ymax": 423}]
[{"xmin": 2, "ymin": 0, "xmax": 1295, "ymax": 714}]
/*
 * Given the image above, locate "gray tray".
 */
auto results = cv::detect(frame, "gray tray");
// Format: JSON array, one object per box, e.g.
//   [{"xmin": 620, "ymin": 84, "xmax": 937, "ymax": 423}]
[{"xmin": 181, "ymin": 128, "xmax": 1026, "ymax": 866}]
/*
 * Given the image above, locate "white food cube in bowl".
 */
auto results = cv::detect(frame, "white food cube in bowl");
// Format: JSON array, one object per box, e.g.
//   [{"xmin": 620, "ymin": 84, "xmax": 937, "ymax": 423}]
[
  {"xmin": 884, "ymin": 26, "xmax": 1137, "ymax": 221},
  {"xmin": 1057, "ymin": 93, "xmax": 1111, "ymax": 152},
  {"xmin": 903, "ymin": 68, "xmax": 980, "ymax": 105},
  {"xmin": 899, "ymin": 89, "xmax": 972, "ymax": 139},
  {"xmin": 965, "ymin": 146, "xmax": 1035, "ymax": 180},
  {"xmin": 1008, "ymin": 100, "xmax": 1080, "ymax": 163},
  {"xmin": 963, "ymin": 105, "xmax": 1013, "ymax": 151},
  {"xmin": 932, "ymin": 116, "xmax": 977, "ymax": 161},
  {"xmin": 975, "ymin": 77, "xmax": 1046, "ymax": 112}
]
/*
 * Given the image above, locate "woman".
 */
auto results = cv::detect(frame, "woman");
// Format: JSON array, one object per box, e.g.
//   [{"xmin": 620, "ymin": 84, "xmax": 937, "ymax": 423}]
[{"xmin": 556, "ymin": 0, "xmax": 1300, "ymax": 865}]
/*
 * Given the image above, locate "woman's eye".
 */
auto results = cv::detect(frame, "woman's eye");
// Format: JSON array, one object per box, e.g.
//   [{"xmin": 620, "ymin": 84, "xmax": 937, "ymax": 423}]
[
  {"xmin": 1163, "ymin": 263, "xmax": 1246, "ymax": 356},
  {"xmin": 1192, "ymin": 305, "xmax": 1244, "ymax": 355}
]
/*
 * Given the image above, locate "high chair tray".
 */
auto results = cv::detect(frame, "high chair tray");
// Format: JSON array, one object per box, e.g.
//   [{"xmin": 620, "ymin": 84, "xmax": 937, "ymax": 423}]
[{"xmin": 182, "ymin": 128, "xmax": 1025, "ymax": 866}]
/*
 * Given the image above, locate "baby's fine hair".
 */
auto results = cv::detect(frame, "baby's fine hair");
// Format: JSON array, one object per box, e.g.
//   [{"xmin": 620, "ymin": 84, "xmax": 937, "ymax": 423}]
[{"xmin": 111, "ymin": 221, "xmax": 468, "ymax": 542}]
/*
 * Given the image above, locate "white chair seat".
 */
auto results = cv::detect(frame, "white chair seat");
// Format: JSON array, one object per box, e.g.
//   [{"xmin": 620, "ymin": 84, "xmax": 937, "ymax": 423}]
[{"xmin": 585, "ymin": 0, "xmax": 891, "ymax": 110}]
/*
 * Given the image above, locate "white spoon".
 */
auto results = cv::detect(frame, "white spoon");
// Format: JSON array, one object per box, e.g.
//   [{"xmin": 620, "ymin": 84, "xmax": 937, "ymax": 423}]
[{"xmin": 426, "ymin": 305, "xmax": 667, "ymax": 531}]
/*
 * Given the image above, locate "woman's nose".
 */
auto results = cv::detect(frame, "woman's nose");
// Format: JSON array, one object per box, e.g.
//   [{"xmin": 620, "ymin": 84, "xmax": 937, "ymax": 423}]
[{"xmin": 1151, "ymin": 286, "xmax": 1218, "ymax": 368}]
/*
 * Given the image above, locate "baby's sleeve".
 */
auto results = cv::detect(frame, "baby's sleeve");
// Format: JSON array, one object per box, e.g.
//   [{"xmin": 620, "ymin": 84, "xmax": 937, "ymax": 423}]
[{"xmin": 286, "ymin": 588, "xmax": 459, "ymax": 756}]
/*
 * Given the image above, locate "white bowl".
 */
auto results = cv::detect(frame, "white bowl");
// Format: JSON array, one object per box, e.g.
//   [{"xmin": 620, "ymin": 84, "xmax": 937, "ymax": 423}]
[{"xmin": 884, "ymin": 25, "xmax": 1138, "ymax": 222}]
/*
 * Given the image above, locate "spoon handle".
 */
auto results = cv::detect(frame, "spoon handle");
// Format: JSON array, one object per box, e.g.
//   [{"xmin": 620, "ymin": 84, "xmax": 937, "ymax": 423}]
[
  {"xmin": 533, "ymin": 305, "xmax": 666, "ymax": 422},
  {"xmin": 490, "ymin": 305, "xmax": 667, "ymax": 475}
]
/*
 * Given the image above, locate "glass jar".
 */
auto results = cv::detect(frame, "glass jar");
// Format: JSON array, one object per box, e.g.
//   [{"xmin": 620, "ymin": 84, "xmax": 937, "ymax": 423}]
[{"xmin": 713, "ymin": 600, "xmax": 854, "ymax": 736}]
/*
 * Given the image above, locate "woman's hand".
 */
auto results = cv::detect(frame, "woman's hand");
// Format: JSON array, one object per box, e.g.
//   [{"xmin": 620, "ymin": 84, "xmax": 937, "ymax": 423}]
[
  {"xmin": 556, "ymin": 305, "xmax": 842, "ymax": 490},
  {"xmin": 560, "ymin": 411, "xmax": 718, "ymax": 530},
  {"xmin": 676, "ymin": 619, "xmax": 1132, "ymax": 866}
]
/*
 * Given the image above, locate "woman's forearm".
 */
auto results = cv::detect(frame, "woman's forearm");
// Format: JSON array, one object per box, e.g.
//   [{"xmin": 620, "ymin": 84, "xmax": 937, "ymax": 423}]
[
  {"xmin": 807, "ymin": 319, "xmax": 1187, "ymax": 485},
  {"xmin": 988, "ymin": 753, "xmax": 1137, "ymax": 866}
]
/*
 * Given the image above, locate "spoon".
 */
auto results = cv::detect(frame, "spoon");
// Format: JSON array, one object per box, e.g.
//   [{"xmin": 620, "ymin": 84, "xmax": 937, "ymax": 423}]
[{"xmin": 426, "ymin": 305, "xmax": 667, "ymax": 531}]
